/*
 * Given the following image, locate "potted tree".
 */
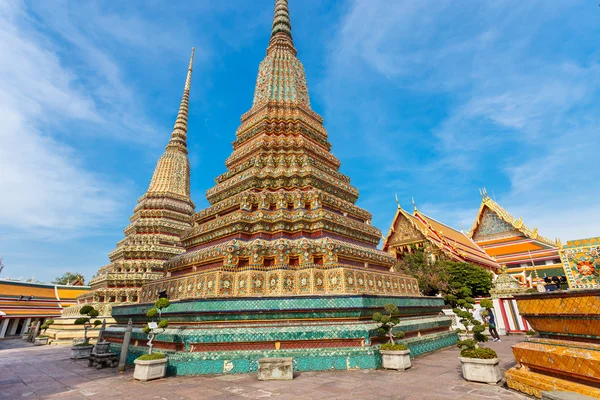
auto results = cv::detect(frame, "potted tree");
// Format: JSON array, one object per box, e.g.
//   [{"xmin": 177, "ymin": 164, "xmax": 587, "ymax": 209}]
[
  {"xmin": 133, "ymin": 298, "xmax": 170, "ymax": 381},
  {"xmin": 72, "ymin": 305, "xmax": 101, "ymax": 359},
  {"xmin": 374, "ymin": 303, "xmax": 410, "ymax": 371},
  {"xmin": 457, "ymin": 339, "xmax": 502, "ymax": 383},
  {"xmin": 34, "ymin": 319, "xmax": 54, "ymax": 345}
]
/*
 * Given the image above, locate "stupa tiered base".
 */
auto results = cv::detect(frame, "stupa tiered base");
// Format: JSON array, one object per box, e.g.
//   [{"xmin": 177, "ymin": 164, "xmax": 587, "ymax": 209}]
[
  {"xmin": 105, "ymin": 295, "xmax": 456, "ymax": 375},
  {"xmin": 505, "ymin": 289, "xmax": 600, "ymax": 399}
]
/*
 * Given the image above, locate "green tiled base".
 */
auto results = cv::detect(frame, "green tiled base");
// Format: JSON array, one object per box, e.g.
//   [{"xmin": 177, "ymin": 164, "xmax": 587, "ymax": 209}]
[{"xmin": 110, "ymin": 331, "xmax": 457, "ymax": 376}]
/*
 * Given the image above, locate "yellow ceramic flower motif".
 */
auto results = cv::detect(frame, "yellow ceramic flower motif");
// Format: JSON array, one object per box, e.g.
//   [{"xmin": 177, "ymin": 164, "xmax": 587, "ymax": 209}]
[{"xmin": 576, "ymin": 260, "xmax": 595, "ymax": 276}]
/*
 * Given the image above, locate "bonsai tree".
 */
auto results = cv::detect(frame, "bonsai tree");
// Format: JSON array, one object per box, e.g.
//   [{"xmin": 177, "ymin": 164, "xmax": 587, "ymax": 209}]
[
  {"xmin": 142, "ymin": 298, "xmax": 170, "ymax": 355},
  {"xmin": 74, "ymin": 305, "xmax": 101, "ymax": 344},
  {"xmin": 373, "ymin": 303, "xmax": 405, "ymax": 345},
  {"xmin": 445, "ymin": 282, "xmax": 487, "ymax": 342},
  {"xmin": 457, "ymin": 338, "xmax": 498, "ymax": 359},
  {"xmin": 38, "ymin": 319, "xmax": 54, "ymax": 336}
]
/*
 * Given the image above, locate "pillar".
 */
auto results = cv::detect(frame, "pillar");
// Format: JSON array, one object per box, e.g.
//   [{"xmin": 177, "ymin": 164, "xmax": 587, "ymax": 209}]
[
  {"xmin": 492, "ymin": 298, "xmax": 507, "ymax": 336},
  {"xmin": 8, "ymin": 318, "xmax": 20, "ymax": 336},
  {"xmin": 20, "ymin": 318, "xmax": 31, "ymax": 336},
  {"xmin": 0, "ymin": 318, "xmax": 9, "ymax": 338}
]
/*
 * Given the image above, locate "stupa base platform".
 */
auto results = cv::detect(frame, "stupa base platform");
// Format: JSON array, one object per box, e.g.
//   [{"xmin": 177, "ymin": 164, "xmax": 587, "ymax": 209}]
[
  {"xmin": 45, "ymin": 317, "xmax": 114, "ymax": 346},
  {"xmin": 104, "ymin": 294, "xmax": 456, "ymax": 375},
  {"xmin": 506, "ymin": 290, "xmax": 600, "ymax": 399}
]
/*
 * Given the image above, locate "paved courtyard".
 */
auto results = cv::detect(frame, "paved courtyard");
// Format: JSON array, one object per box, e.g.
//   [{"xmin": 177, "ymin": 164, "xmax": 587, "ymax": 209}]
[{"xmin": 0, "ymin": 336, "xmax": 530, "ymax": 400}]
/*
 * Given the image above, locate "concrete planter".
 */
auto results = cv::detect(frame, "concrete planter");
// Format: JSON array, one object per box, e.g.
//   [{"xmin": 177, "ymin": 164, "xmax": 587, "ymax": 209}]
[
  {"xmin": 381, "ymin": 350, "xmax": 411, "ymax": 371},
  {"xmin": 94, "ymin": 341, "xmax": 111, "ymax": 354},
  {"xmin": 134, "ymin": 357, "xmax": 168, "ymax": 381},
  {"xmin": 22, "ymin": 332, "xmax": 30, "ymax": 340},
  {"xmin": 258, "ymin": 357, "xmax": 293, "ymax": 380},
  {"xmin": 34, "ymin": 337, "xmax": 48, "ymax": 346},
  {"xmin": 460, "ymin": 357, "xmax": 502, "ymax": 384},
  {"xmin": 71, "ymin": 344, "xmax": 94, "ymax": 359}
]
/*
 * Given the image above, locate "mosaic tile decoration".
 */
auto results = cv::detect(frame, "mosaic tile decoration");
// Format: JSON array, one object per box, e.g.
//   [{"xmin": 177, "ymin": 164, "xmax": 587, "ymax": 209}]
[
  {"xmin": 506, "ymin": 367, "xmax": 600, "ymax": 399},
  {"xmin": 507, "ymin": 289, "xmax": 600, "ymax": 398},
  {"xmin": 109, "ymin": 330, "xmax": 457, "ymax": 376},
  {"xmin": 560, "ymin": 237, "xmax": 600, "ymax": 289}
]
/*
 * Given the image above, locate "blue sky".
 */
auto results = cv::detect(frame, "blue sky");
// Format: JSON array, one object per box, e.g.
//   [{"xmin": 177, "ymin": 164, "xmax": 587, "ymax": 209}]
[{"xmin": 1, "ymin": 0, "xmax": 599, "ymax": 283}]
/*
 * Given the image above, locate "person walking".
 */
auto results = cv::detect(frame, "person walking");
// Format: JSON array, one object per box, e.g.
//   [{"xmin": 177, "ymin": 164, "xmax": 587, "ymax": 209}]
[{"xmin": 485, "ymin": 307, "xmax": 501, "ymax": 342}]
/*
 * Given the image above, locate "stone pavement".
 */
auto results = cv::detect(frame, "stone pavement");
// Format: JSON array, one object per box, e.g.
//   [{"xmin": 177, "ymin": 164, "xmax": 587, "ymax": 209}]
[{"xmin": 0, "ymin": 336, "xmax": 530, "ymax": 400}]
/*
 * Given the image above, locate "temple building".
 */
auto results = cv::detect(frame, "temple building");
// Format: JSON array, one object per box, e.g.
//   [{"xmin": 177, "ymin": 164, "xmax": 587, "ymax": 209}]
[
  {"xmin": 383, "ymin": 201, "xmax": 500, "ymax": 271},
  {"xmin": 46, "ymin": 50, "xmax": 197, "ymax": 345},
  {"xmin": 0, "ymin": 279, "xmax": 89, "ymax": 339},
  {"xmin": 468, "ymin": 190, "xmax": 564, "ymax": 286},
  {"xmin": 106, "ymin": 0, "xmax": 456, "ymax": 375}
]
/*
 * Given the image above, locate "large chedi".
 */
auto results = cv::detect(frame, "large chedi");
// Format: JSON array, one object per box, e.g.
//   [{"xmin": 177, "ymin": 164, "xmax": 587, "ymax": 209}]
[
  {"xmin": 108, "ymin": 0, "xmax": 455, "ymax": 375},
  {"xmin": 140, "ymin": 1, "xmax": 410, "ymax": 302},
  {"xmin": 46, "ymin": 51, "xmax": 196, "ymax": 345}
]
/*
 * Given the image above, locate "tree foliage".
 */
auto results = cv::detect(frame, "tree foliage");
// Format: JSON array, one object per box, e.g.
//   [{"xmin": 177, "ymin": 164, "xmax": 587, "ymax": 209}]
[
  {"xmin": 144, "ymin": 298, "xmax": 171, "ymax": 354},
  {"xmin": 51, "ymin": 272, "xmax": 84, "ymax": 285},
  {"xmin": 396, "ymin": 246, "xmax": 450, "ymax": 296},
  {"xmin": 74, "ymin": 305, "xmax": 102, "ymax": 344},
  {"xmin": 443, "ymin": 261, "xmax": 492, "ymax": 298}
]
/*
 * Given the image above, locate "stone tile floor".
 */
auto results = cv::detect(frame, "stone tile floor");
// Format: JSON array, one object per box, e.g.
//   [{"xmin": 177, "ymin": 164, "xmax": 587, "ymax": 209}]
[{"xmin": 0, "ymin": 336, "xmax": 530, "ymax": 400}]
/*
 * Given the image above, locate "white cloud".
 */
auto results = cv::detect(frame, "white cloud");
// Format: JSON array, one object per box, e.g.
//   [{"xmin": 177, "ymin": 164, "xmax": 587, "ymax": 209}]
[
  {"xmin": 321, "ymin": 0, "xmax": 600, "ymax": 241},
  {"xmin": 0, "ymin": 1, "xmax": 125, "ymax": 238}
]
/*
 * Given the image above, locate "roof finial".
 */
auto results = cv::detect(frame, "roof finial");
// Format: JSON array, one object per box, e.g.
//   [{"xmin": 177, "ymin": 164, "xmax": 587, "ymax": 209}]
[
  {"xmin": 167, "ymin": 47, "xmax": 195, "ymax": 154},
  {"xmin": 412, "ymin": 196, "xmax": 417, "ymax": 213},
  {"xmin": 395, "ymin": 193, "xmax": 400, "ymax": 209},
  {"xmin": 268, "ymin": 0, "xmax": 295, "ymax": 54}
]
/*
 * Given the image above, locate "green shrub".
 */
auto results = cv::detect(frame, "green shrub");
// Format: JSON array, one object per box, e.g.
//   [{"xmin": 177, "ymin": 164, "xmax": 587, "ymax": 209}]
[
  {"xmin": 146, "ymin": 308, "xmax": 158, "ymax": 318},
  {"xmin": 79, "ymin": 305, "xmax": 94, "ymax": 315},
  {"xmin": 136, "ymin": 353, "xmax": 167, "ymax": 361},
  {"xmin": 460, "ymin": 347, "xmax": 498, "ymax": 359},
  {"xmin": 457, "ymin": 339, "xmax": 477, "ymax": 351},
  {"xmin": 372, "ymin": 303, "xmax": 401, "ymax": 344},
  {"xmin": 36, "ymin": 335, "xmax": 49, "ymax": 338},
  {"xmin": 73, "ymin": 342, "xmax": 93, "ymax": 347},
  {"xmin": 74, "ymin": 317, "xmax": 88, "ymax": 325},
  {"xmin": 380, "ymin": 343, "xmax": 408, "ymax": 351},
  {"xmin": 479, "ymin": 299, "xmax": 493, "ymax": 309},
  {"xmin": 526, "ymin": 330, "xmax": 537, "ymax": 336}
]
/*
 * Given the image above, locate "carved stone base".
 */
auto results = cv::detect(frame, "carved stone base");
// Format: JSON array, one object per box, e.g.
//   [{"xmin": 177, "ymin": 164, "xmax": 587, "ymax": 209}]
[{"xmin": 258, "ymin": 357, "xmax": 293, "ymax": 380}]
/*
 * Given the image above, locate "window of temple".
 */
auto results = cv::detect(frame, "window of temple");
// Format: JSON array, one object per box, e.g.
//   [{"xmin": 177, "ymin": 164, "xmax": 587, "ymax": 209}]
[
  {"xmin": 269, "ymin": 203, "xmax": 276, "ymax": 211},
  {"xmin": 99, "ymin": 296, "xmax": 105, "ymax": 302},
  {"xmin": 251, "ymin": 203, "xmax": 258, "ymax": 211},
  {"xmin": 289, "ymin": 256, "xmax": 300, "ymax": 267},
  {"xmin": 287, "ymin": 203, "xmax": 294, "ymax": 210},
  {"xmin": 120, "ymin": 296, "xmax": 127, "ymax": 302},
  {"xmin": 238, "ymin": 258, "xmax": 249, "ymax": 268},
  {"xmin": 264, "ymin": 257, "xmax": 275, "ymax": 267},
  {"xmin": 109, "ymin": 296, "xmax": 116, "ymax": 302},
  {"xmin": 131, "ymin": 296, "xmax": 138, "ymax": 302},
  {"xmin": 313, "ymin": 256, "xmax": 323, "ymax": 266}
]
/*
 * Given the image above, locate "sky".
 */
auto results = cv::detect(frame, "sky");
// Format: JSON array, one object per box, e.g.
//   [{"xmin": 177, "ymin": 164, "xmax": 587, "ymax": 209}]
[{"xmin": 1, "ymin": 0, "xmax": 599, "ymax": 283}]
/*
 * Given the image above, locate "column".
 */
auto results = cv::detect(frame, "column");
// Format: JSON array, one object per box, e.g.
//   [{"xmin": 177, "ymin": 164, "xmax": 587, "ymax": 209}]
[
  {"xmin": 19, "ymin": 318, "xmax": 31, "ymax": 336},
  {"xmin": 492, "ymin": 298, "xmax": 507, "ymax": 336},
  {"xmin": 8, "ymin": 318, "xmax": 20, "ymax": 336},
  {"xmin": 0, "ymin": 318, "xmax": 9, "ymax": 338}
]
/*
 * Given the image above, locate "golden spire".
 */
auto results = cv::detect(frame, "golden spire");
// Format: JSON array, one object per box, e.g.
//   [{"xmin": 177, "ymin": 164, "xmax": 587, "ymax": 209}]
[
  {"xmin": 412, "ymin": 196, "xmax": 417, "ymax": 213},
  {"xmin": 147, "ymin": 48, "xmax": 195, "ymax": 198},
  {"xmin": 166, "ymin": 47, "xmax": 195, "ymax": 154}
]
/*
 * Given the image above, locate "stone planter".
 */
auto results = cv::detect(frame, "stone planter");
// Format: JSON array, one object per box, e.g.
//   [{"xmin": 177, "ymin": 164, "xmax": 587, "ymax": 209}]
[
  {"xmin": 458, "ymin": 334, "xmax": 469, "ymax": 341},
  {"xmin": 134, "ymin": 357, "xmax": 168, "ymax": 381},
  {"xmin": 22, "ymin": 332, "xmax": 29, "ymax": 340},
  {"xmin": 460, "ymin": 357, "xmax": 502, "ymax": 384},
  {"xmin": 71, "ymin": 344, "xmax": 94, "ymax": 359},
  {"xmin": 94, "ymin": 341, "xmax": 111, "ymax": 354},
  {"xmin": 258, "ymin": 357, "xmax": 293, "ymax": 380},
  {"xmin": 34, "ymin": 337, "xmax": 48, "ymax": 346},
  {"xmin": 381, "ymin": 350, "xmax": 411, "ymax": 371}
]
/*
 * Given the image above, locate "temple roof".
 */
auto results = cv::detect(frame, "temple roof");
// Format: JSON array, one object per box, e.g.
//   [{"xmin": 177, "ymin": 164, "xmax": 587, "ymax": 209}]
[
  {"xmin": 468, "ymin": 190, "xmax": 559, "ymax": 248},
  {"xmin": 383, "ymin": 202, "xmax": 500, "ymax": 270}
]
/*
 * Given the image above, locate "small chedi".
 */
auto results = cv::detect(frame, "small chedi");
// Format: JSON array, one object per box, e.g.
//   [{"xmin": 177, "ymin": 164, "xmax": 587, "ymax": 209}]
[
  {"xmin": 505, "ymin": 237, "xmax": 600, "ymax": 398},
  {"xmin": 105, "ymin": 0, "xmax": 456, "ymax": 375},
  {"xmin": 469, "ymin": 189, "xmax": 565, "ymax": 287},
  {"xmin": 45, "ymin": 50, "xmax": 197, "ymax": 345}
]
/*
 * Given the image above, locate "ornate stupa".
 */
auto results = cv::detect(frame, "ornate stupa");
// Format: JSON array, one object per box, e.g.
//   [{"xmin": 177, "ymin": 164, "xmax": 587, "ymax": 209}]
[
  {"xmin": 108, "ymin": 0, "xmax": 456, "ymax": 374},
  {"xmin": 46, "ymin": 50, "xmax": 197, "ymax": 345}
]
